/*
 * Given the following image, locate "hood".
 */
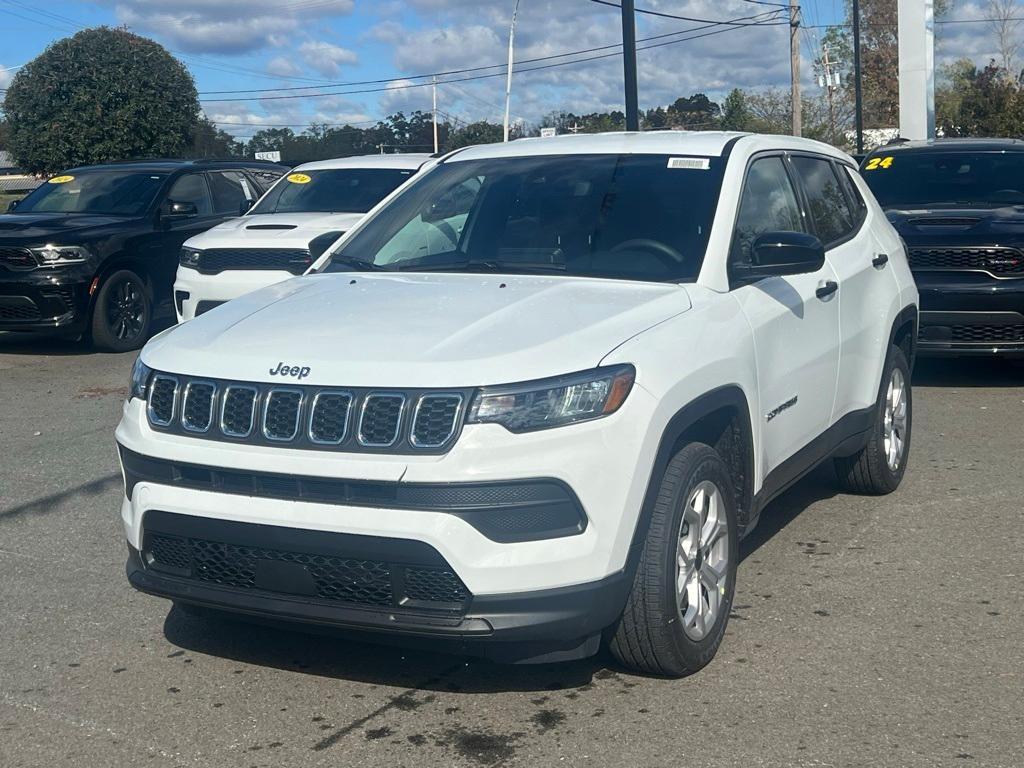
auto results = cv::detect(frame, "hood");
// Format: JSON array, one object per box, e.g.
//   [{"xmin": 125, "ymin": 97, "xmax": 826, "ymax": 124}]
[
  {"xmin": 0, "ymin": 212, "xmax": 133, "ymax": 242},
  {"xmin": 185, "ymin": 212, "xmax": 365, "ymax": 251},
  {"xmin": 142, "ymin": 273, "xmax": 691, "ymax": 387},
  {"xmin": 885, "ymin": 205, "xmax": 1024, "ymax": 246}
]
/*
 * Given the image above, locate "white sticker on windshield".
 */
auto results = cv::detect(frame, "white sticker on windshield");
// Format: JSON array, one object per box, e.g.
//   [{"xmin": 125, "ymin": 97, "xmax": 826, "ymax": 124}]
[{"xmin": 667, "ymin": 157, "xmax": 710, "ymax": 170}]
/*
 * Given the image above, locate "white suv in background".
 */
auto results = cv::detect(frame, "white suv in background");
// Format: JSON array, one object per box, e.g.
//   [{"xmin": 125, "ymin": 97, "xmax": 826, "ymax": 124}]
[
  {"xmin": 118, "ymin": 132, "xmax": 918, "ymax": 675},
  {"xmin": 173, "ymin": 153, "xmax": 430, "ymax": 321}
]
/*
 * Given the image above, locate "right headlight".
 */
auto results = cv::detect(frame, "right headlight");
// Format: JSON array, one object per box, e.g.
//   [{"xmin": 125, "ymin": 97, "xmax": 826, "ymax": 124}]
[
  {"xmin": 129, "ymin": 357, "xmax": 152, "ymax": 401},
  {"xmin": 179, "ymin": 247, "xmax": 202, "ymax": 269},
  {"xmin": 467, "ymin": 364, "xmax": 635, "ymax": 433}
]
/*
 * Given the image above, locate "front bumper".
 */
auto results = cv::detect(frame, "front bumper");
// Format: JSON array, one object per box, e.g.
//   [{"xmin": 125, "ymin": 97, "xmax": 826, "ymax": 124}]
[
  {"xmin": 174, "ymin": 266, "xmax": 292, "ymax": 322},
  {"xmin": 915, "ymin": 271, "xmax": 1024, "ymax": 355},
  {"xmin": 0, "ymin": 265, "xmax": 91, "ymax": 331},
  {"xmin": 126, "ymin": 512, "xmax": 629, "ymax": 662}
]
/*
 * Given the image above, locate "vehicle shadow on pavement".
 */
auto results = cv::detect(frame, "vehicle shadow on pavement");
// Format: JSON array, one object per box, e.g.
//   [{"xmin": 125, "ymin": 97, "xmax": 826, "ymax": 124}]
[
  {"xmin": 0, "ymin": 315, "xmax": 174, "ymax": 356},
  {"xmin": 161, "ymin": 605, "xmax": 609, "ymax": 693},
  {"xmin": 912, "ymin": 356, "xmax": 1023, "ymax": 387}
]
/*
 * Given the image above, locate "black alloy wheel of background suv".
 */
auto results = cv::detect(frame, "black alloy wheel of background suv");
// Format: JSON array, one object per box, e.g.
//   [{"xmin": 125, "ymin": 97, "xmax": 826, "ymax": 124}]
[
  {"xmin": 0, "ymin": 159, "xmax": 287, "ymax": 352},
  {"xmin": 860, "ymin": 138, "xmax": 1024, "ymax": 357}
]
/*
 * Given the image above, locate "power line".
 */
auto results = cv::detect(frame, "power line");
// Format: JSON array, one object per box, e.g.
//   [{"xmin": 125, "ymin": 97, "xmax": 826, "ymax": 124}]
[
  {"xmin": 202, "ymin": 15, "xmax": 786, "ymax": 102},
  {"xmin": 587, "ymin": 0, "xmax": 788, "ymax": 25},
  {"xmin": 197, "ymin": 9, "xmax": 782, "ymax": 95}
]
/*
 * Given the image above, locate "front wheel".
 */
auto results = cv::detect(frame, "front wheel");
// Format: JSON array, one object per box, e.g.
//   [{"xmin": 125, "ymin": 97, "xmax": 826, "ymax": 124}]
[
  {"xmin": 834, "ymin": 345, "xmax": 912, "ymax": 494},
  {"xmin": 90, "ymin": 269, "xmax": 151, "ymax": 352},
  {"xmin": 609, "ymin": 443, "xmax": 739, "ymax": 677}
]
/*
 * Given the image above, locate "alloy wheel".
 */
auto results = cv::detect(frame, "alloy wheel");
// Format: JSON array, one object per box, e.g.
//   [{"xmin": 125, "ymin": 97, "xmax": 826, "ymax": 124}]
[
  {"xmin": 883, "ymin": 367, "xmax": 908, "ymax": 471},
  {"xmin": 677, "ymin": 480, "xmax": 730, "ymax": 641},
  {"xmin": 106, "ymin": 278, "xmax": 146, "ymax": 342}
]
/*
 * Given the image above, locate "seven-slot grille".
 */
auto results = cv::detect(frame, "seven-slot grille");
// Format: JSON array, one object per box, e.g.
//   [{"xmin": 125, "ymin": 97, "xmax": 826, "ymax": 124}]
[
  {"xmin": 145, "ymin": 374, "xmax": 468, "ymax": 453},
  {"xmin": 194, "ymin": 248, "xmax": 312, "ymax": 275},
  {"xmin": 907, "ymin": 246, "xmax": 1024, "ymax": 275}
]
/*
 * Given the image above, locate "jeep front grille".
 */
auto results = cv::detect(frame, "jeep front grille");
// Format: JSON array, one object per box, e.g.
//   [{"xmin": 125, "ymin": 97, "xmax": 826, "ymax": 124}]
[
  {"xmin": 147, "ymin": 374, "xmax": 468, "ymax": 454},
  {"xmin": 907, "ymin": 246, "xmax": 1024, "ymax": 275}
]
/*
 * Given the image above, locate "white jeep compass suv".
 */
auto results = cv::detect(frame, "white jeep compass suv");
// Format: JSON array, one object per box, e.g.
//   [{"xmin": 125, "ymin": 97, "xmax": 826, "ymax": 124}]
[
  {"xmin": 173, "ymin": 153, "xmax": 429, "ymax": 321},
  {"xmin": 117, "ymin": 132, "xmax": 918, "ymax": 675}
]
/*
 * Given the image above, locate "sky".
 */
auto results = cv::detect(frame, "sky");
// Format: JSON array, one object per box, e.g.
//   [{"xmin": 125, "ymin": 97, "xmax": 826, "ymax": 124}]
[{"xmin": 0, "ymin": 0, "xmax": 1015, "ymax": 141}]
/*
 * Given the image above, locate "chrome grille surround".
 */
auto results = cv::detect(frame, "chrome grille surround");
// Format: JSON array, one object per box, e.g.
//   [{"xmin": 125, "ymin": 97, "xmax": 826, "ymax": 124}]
[
  {"xmin": 262, "ymin": 388, "xmax": 303, "ymax": 442},
  {"xmin": 145, "ymin": 374, "xmax": 469, "ymax": 454},
  {"xmin": 147, "ymin": 375, "xmax": 179, "ymax": 427},
  {"xmin": 410, "ymin": 393, "xmax": 465, "ymax": 448},
  {"xmin": 181, "ymin": 380, "xmax": 217, "ymax": 433},
  {"xmin": 357, "ymin": 393, "xmax": 406, "ymax": 447},
  {"xmin": 220, "ymin": 386, "xmax": 258, "ymax": 438}
]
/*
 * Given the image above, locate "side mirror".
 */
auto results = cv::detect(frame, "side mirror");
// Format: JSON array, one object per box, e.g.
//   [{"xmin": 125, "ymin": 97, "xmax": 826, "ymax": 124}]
[
  {"xmin": 308, "ymin": 230, "xmax": 345, "ymax": 261},
  {"xmin": 7, "ymin": 199, "xmax": 18, "ymax": 212},
  {"xmin": 166, "ymin": 200, "xmax": 199, "ymax": 219},
  {"xmin": 239, "ymin": 198, "xmax": 254, "ymax": 215},
  {"xmin": 732, "ymin": 231, "xmax": 825, "ymax": 284}
]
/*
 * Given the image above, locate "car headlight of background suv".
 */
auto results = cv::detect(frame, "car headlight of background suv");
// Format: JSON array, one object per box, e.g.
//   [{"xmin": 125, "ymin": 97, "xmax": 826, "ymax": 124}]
[
  {"xmin": 129, "ymin": 357, "xmax": 152, "ymax": 401},
  {"xmin": 30, "ymin": 244, "xmax": 91, "ymax": 266},
  {"xmin": 467, "ymin": 364, "xmax": 635, "ymax": 433},
  {"xmin": 179, "ymin": 247, "xmax": 202, "ymax": 268}
]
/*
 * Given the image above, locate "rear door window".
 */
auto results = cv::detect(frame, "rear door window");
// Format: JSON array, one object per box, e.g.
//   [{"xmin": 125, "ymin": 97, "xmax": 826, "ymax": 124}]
[
  {"xmin": 790, "ymin": 156, "xmax": 855, "ymax": 246},
  {"xmin": 208, "ymin": 170, "xmax": 255, "ymax": 214},
  {"xmin": 166, "ymin": 173, "xmax": 213, "ymax": 216}
]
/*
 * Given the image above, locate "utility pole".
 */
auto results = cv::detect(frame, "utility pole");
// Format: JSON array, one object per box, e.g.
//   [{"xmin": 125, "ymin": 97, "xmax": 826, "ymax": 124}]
[
  {"xmin": 503, "ymin": 0, "xmax": 521, "ymax": 142},
  {"xmin": 621, "ymin": 0, "xmax": 639, "ymax": 131},
  {"xmin": 432, "ymin": 76, "xmax": 439, "ymax": 154},
  {"xmin": 790, "ymin": 0, "xmax": 801, "ymax": 136},
  {"xmin": 852, "ymin": 0, "xmax": 864, "ymax": 153},
  {"xmin": 820, "ymin": 44, "xmax": 839, "ymax": 145}
]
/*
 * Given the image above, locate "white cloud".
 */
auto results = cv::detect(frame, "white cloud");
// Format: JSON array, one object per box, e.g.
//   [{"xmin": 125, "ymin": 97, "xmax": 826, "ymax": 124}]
[
  {"xmin": 266, "ymin": 56, "xmax": 303, "ymax": 78},
  {"xmin": 0, "ymin": 65, "xmax": 15, "ymax": 90},
  {"xmin": 109, "ymin": 0, "xmax": 354, "ymax": 54},
  {"xmin": 298, "ymin": 41, "xmax": 359, "ymax": 78}
]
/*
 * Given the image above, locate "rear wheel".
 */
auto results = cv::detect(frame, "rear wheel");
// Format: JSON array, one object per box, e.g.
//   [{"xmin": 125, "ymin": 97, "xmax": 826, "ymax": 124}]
[
  {"xmin": 609, "ymin": 443, "xmax": 738, "ymax": 677},
  {"xmin": 834, "ymin": 345, "xmax": 912, "ymax": 494},
  {"xmin": 90, "ymin": 269, "xmax": 151, "ymax": 352}
]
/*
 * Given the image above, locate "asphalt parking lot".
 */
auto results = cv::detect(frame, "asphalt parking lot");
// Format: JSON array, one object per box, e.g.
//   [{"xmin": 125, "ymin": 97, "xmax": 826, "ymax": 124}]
[{"xmin": 1, "ymin": 334, "xmax": 1022, "ymax": 768}]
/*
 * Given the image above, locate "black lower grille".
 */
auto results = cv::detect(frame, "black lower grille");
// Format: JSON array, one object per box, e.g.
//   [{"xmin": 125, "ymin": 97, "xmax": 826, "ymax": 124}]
[
  {"xmin": 0, "ymin": 247, "xmax": 36, "ymax": 271},
  {"xmin": 949, "ymin": 324, "xmax": 1024, "ymax": 343},
  {"xmin": 0, "ymin": 297, "xmax": 41, "ymax": 320},
  {"xmin": 144, "ymin": 528, "xmax": 469, "ymax": 610}
]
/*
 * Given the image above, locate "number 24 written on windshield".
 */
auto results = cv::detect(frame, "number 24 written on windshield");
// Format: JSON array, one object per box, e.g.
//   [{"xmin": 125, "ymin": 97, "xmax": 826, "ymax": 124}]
[{"xmin": 864, "ymin": 156, "xmax": 894, "ymax": 170}]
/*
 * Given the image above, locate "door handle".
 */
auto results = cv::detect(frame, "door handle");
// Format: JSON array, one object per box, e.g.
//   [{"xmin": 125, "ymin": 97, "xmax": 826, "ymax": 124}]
[
  {"xmin": 816, "ymin": 280, "xmax": 839, "ymax": 299},
  {"xmin": 872, "ymin": 253, "xmax": 889, "ymax": 268}
]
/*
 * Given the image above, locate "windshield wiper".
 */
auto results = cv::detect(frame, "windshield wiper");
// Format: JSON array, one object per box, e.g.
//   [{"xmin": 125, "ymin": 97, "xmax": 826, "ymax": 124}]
[
  {"xmin": 394, "ymin": 260, "xmax": 566, "ymax": 274},
  {"xmin": 323, "ymin": 254, "xmax": 387, "ymax": 272}
]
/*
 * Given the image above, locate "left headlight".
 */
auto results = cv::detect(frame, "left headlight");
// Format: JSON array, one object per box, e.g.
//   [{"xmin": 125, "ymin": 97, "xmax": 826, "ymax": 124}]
[
  {"xmin": 179, "ymin": 247, "xmax": 202, "ymax": 268},
  {"xmin": 30, "ymin": 245, "xmax": 90, "ymax": 266},
  {"xmin": 129, "ymin": 357, "xmax": 152, "ymax": 401},
  {"xmin": 467, "ymin": 364, "xmax": 635, "ymax": 433}
]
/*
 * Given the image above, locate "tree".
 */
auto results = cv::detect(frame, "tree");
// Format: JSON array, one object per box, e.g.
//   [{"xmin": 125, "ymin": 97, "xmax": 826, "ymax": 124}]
[
  {"xmin": 448, "ymin": 121, "xmax": 503, "ymax": 149},
  {"xmin": 937, "ymin": 59, "xmax": 1024, "ymax": 137},
  {"xmin": 719, "ymin": 89, "xmax": 753, "ymax": 131},
  {"xmin": 986, "ymin": 0, "xmax": 1023, "ymax": 79},
  {"xmin": 2, "ymin": 27, "xmax": 200, "ymax": 173},
  {"xmin": 190, "ymin": 118, "xmax": 244, "ymax": 159}
]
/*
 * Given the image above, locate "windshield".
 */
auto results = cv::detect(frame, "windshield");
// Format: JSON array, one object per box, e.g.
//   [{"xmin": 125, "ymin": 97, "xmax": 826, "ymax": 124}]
[
  {"xmin": 13, "ymin": 170, "xmax": 168, "ymax": 215},
  {"xmin": 862, "ymin": 150, "xmax": 1024, "ymax": 207},
  {"xmin": 251, "ymin": 167, "xmax": 417, "ymax": 215},
  {"xmin": 320, "ymin": 153, "xmax": 724, "ymax": 282}
]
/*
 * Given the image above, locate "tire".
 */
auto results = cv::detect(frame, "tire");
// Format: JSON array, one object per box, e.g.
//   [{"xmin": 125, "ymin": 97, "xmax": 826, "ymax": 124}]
[
  {"xmin": 90, "ymin": 269, "xmax": 151, "ymax": 352},
  {"xmin": 609, "ymin": 443, "xmax": 739, "ymax": 677},
  {"xmin": 834, "ymin": 345, "xmax": 912, "ymax": 495}
]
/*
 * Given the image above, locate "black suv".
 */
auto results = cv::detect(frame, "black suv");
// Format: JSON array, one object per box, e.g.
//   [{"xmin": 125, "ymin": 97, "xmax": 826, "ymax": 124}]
[
  {"xmin": 861, "ymin": 138, "xmax": 1024, "ymax": 356},
  {"xmin": 0, "ymin": 159, "xmax": 287, "ymax": 351}
]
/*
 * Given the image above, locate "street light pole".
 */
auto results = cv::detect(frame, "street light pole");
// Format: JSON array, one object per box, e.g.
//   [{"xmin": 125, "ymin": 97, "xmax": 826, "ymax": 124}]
[
  {"xmin": 621, "ymin": 0, "xmax": 639, "ymax": 131},
  {"xmin": 853, "ymin": 0, "xmax": 865, "ymax": 153},
  {"xmin": 503, "ymin": 0, "xmax": 521, "ymax": 142}
]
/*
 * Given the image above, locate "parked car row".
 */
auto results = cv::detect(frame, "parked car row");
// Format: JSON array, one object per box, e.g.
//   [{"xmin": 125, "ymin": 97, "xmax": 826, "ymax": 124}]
[{"xmin": 0, "ymin": 154, "xmax": 429, "ymax": 350}]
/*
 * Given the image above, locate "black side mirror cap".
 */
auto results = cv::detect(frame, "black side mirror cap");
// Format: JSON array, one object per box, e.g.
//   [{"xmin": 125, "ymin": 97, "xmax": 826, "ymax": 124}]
[
  {"xmin": 6, "ymin": 200, "xmax": 18, "ymax": 212},
  {"xmin": 732, "ymin": 231, "xmax": 825, "ymax": 284}
]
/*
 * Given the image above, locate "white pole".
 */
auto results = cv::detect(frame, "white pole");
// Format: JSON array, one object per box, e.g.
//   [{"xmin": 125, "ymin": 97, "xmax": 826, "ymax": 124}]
[
  {"xmin": 432, "ymin": 76, "xmax": 439, "ymax": 153},
  {"xmin": 503, "ymin": 0, "xmax": 521, "ymax": 142},
  {"xmin": 898, "ymin": 0, "xmax": 935, "ymax": 139}
]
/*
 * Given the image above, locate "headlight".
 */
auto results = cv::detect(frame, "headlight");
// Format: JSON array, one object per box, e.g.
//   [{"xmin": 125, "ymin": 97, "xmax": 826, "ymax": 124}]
[
  {"xmin": 30, "ymin": 244, "xmax": 90, "ymax": 266},
  {"xmin": 129, "ymin": 357, "xmax": 152, "ymax": 400},
  {"xmin": 179, "ymin": 247, "xmax": 202, "ymax": 268},
  {"xmin": 467, "ymin": 364, "xmax": 635, "ymax": 433}
]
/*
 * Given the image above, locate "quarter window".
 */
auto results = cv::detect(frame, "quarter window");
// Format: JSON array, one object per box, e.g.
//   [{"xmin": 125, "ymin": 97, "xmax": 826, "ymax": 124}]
[
  {"xmin": 791, "ymin": 156, "xmax": 855, "ymax": 246},
  {"xmin": 209, "ymin": 170, "xmax": 255, "ymax": 214},
  {"xmin": 731, "ymin": 156, "xmax": 804, "ymax": 264}
]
